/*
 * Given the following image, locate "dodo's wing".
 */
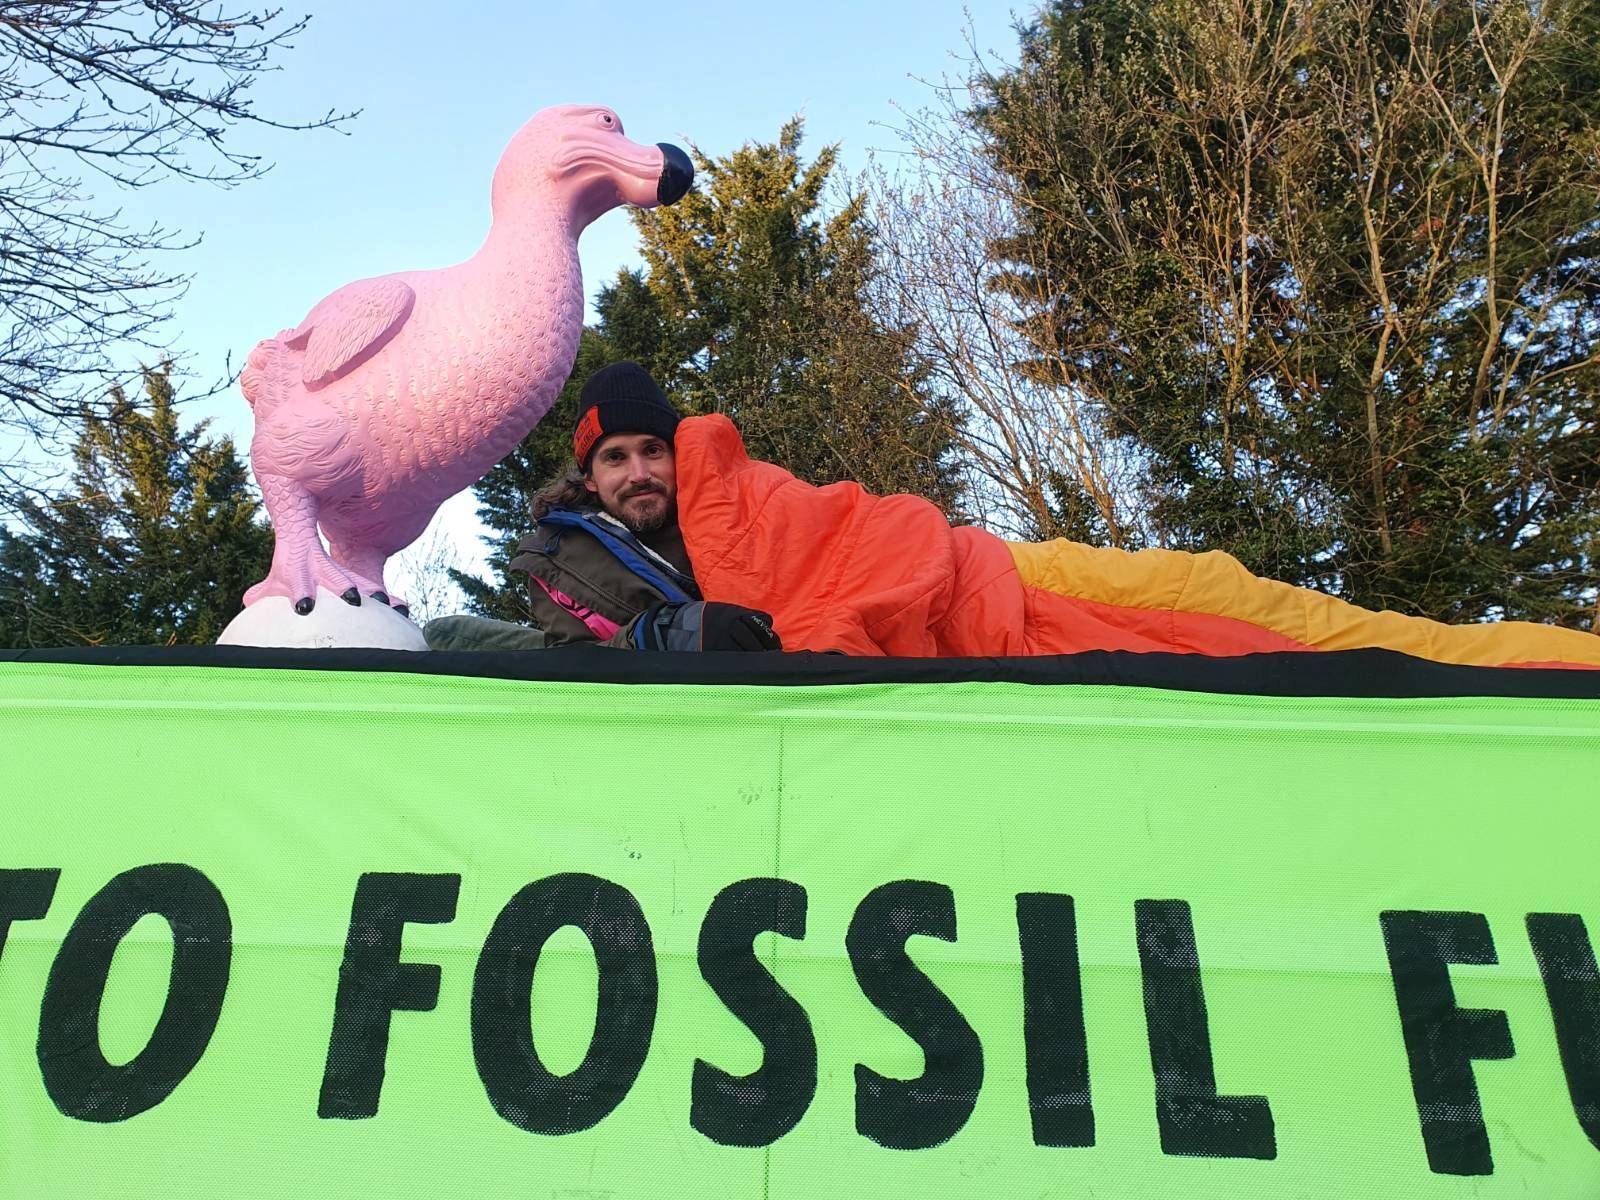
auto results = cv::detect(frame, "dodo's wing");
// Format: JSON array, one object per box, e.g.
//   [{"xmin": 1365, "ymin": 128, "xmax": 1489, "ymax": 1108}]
[{"xmin": 287, "ymin": 276, "xmax": 416, "ymax": 389}]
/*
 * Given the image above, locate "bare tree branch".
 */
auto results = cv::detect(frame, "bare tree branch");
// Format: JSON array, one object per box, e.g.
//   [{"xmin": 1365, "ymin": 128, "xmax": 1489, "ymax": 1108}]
[{"xmin": 0, "ymin": 2, "xmax": 354, "ymax": 444}]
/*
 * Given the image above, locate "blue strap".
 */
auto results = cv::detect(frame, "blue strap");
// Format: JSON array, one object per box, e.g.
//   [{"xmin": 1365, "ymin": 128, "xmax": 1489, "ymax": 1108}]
[{"xmin": 539, "ymin": 511, "xmax": 695, "ymax": 604}]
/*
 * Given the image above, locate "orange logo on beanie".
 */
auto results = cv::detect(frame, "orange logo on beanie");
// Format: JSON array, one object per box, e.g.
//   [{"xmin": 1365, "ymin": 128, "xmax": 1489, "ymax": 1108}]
[{"xmin": 574, "ymin": 406, "xmax": 605, "ymax": 466}]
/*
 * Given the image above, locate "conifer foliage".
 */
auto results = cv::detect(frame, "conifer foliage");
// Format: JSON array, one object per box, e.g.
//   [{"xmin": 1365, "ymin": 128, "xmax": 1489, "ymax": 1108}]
[
  {"xmin": 969, "ymin": 0, "xmax": 1599, "ymax": 626},
  {"xmin": 610, "ymin": 119, "xmax": 962, "ymax": 509},
  {"xmin": 0, "ymin": 367, "xmax": 270, "ymax": 647},
  {"xmin": 448, "ymin": 331, "xmax": 611, "ymax": 623}
]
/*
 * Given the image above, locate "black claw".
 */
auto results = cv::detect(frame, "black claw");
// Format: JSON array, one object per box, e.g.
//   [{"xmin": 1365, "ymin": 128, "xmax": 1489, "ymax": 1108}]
[
  {"xmin": 341, "ymin": 587, "xmax": 361, "ymax": 606},
  {"xmin": 371, "ymin": 591, "xmax": 390, "ymax": 606},
  {"xmin": 393, "ymin": 603, "xmax": 410, "ymax": 618},
  {"xmin": 294, "ymin": 596, "xmax": 315, "ymax": 616}
]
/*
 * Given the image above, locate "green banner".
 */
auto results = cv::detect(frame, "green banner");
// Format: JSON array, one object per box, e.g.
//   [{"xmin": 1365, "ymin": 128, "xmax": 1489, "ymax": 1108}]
[{"xmin": 3, "ymin": 660, "xmax": 1598, "ymax": 1197}]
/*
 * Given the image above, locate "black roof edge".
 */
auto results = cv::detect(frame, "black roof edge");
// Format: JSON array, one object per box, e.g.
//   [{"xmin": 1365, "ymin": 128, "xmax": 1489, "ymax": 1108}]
[{"xmin": 3, "ymin": 644, "xmax": 1598, "ymax": 700}]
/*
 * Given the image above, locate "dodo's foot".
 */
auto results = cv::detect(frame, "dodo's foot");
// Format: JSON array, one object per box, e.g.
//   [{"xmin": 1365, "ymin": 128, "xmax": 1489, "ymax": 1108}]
[{"xmin": 245, "ymin": 546, "xmax": 385, "ymax": 617}]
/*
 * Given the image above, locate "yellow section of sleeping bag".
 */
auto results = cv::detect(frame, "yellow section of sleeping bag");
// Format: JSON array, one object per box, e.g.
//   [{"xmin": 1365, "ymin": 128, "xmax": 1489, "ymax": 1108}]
[{"xmin": 1007, "ymin": 538, "xmax": 1600, "ymax": 668}]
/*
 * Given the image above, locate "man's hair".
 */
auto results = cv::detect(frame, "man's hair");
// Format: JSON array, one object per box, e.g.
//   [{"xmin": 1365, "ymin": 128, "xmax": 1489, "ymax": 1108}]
[{"xmin": 530, "ymin": 461, "xmax": 600, "ymax": 522}]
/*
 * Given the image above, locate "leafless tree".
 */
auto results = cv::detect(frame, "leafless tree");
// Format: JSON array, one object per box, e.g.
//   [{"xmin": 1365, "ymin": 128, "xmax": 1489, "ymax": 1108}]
[
  {"xmin": 0, "ymin": 2, "xmax": 352, "ymax": 462},
  {"xmin": 387, "ymin": 518, "xmax": 466, "ymax": 626},
  {"xmin": 869, "ymin": 81, "xmax": 1148, "ymax": 546}
]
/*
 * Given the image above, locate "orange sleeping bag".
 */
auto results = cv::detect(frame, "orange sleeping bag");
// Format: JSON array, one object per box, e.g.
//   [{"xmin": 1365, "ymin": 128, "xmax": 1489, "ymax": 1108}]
[{"xmin": 675, "ymin": 415, "xmax": 1600, "ymax": 668}]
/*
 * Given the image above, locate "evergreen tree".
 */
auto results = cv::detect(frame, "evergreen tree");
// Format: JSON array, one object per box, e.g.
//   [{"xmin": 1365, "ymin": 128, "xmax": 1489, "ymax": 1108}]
[
  {"xmin": 973, "ymin": 0, "xmax": 1600, "ymax": 626},
  {"xmin": 0, "ymin": 367, "xmax": 272, "ymax": 647},
  {"xmin": 448, "ymin": 330, "xmax": 613, "ymax": 622},
  {"xmin": 458, "ymin": 121, "xmax": 963, "ymax": 620},
  {"xmin": 608, "ymin": 119, "xmax": 962, "ymax": 509}
]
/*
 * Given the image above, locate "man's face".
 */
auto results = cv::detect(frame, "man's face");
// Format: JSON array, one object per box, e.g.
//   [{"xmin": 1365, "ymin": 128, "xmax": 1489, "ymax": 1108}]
[{"xmin": 584, "ymin": 432, "xmax": 678, "ymax": 534}]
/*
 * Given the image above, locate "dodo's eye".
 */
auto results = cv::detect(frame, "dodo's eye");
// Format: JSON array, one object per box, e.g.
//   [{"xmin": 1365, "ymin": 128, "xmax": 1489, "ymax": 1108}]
[{"xmin": 597, "ymin": 112, "xmax": 617, "ymax": 131}]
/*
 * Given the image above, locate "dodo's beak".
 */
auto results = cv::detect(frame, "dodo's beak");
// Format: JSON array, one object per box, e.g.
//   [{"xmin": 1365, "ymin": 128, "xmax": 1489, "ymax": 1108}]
[{"xmin": 657, "ymin": 144, "xmax": 693, "ymax": 206}]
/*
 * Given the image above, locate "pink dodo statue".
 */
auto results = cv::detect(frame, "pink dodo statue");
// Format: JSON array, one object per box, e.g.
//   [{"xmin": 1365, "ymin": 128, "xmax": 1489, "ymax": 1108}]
[{"xmin": 235, "ymin": 104, "xmax": 692, "ymax": 625}]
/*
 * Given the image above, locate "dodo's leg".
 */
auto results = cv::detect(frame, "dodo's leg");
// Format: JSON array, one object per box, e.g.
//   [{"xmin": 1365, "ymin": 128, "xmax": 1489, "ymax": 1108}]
[
  {"xmin": 244, "ymin": 472, "xmax": 369, "ymax": 614},
  {"xmin": 327, "ymin": 540, "xmax": 406, "ymax": 614},
  {"xmin": 329, "ymin": 507, "xmax": 437, "ymax": 618}
]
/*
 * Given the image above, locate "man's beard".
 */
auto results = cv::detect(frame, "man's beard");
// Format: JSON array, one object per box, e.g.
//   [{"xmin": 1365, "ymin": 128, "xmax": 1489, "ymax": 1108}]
[{"xmin": 616, "ymin": 489, "xmax": 670, "ymax": 534}]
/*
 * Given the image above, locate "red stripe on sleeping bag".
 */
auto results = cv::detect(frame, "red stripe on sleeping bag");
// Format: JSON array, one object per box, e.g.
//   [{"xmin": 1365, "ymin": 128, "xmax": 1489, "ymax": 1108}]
[{"xmin": 1020, "ymin": 586, "xmax": 1315, "ymax": 656}]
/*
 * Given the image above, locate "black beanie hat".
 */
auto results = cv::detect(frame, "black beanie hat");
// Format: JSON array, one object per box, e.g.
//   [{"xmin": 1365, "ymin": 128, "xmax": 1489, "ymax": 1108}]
[{"xmin": 573, "ymin": 362, "xmax": 681, "ymax": 470}]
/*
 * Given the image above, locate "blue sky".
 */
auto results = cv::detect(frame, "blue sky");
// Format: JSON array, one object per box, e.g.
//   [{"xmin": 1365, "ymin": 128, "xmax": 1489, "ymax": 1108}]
[{"xmin": 108, "ymin": 0, "xmax": 1021, "ymax": 603}]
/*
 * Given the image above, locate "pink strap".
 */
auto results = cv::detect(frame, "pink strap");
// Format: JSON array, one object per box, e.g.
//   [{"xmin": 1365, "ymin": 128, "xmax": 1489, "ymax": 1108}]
[{"xmin": 533, "ymin": 576, "xmax": 622, "ymax": 640}]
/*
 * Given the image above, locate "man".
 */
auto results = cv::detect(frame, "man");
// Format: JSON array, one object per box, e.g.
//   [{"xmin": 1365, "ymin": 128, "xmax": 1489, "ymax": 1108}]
[
  {"xmin": 508, "ymin": 361, "xmax": 781, "ymax": 651},
  {"xmin": 490, "ymin": 363, "xmax": 1600, "ymax": 669}
]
